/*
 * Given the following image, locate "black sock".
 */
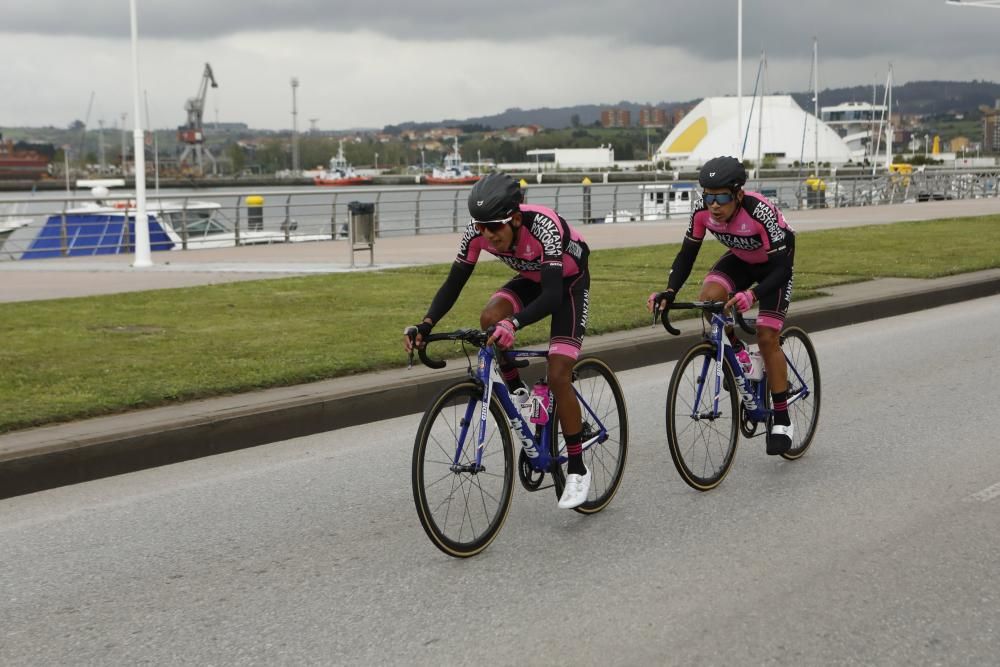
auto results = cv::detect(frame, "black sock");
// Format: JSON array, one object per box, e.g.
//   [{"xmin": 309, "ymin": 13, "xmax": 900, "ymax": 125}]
[
  {"xmin": 565, "ymin": 430, "xmax": 586, "ymax": 476},
  {"xmin": 727, "ymin": 330, "xmax": 743, "ymax": 351},
  {"xmin": 771, "ymin": 390, "xmax": 790, "ymax": 426},
  {"xmin": 499, "ymin": 362, "xmax": 524, "ymax": 392}
]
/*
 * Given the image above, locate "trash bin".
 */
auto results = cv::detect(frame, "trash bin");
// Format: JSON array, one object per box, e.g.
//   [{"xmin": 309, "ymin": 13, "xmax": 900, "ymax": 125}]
[{"xmin": 347, "ymin": 201, "xmax": 375, "ymax": 244}]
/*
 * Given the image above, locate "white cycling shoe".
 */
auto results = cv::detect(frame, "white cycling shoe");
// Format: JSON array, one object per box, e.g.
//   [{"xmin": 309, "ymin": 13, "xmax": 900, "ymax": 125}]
[
  {"xmin": 767, "ymin": 423, "xmax": 794, "ymax": 456},
  {"xmin": 558, "ymin": 467, "xmax": 591, "ymax": 509}
]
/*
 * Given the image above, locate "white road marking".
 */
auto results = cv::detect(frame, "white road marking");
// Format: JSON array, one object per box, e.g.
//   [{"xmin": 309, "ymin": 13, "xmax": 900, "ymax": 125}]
[{"xmin": 965, "ymin": 481, "xmax": 1000, "ymax": 503}]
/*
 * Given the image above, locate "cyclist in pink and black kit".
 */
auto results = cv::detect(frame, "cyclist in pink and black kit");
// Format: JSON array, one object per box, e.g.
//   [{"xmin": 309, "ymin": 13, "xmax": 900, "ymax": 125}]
[
  {"xmin": 404, "ymin": 172, "xmax": 593, "ymax": 508},
  {"xmin": 648, "ymin": 156, "xmax": 797, "ymax": 455}
]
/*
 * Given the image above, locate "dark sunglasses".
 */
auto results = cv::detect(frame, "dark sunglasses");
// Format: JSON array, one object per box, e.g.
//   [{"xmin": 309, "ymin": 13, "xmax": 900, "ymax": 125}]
[
  {"xmin": 474, "ymin": 219, "xmax": 510, "ymax": 233},
  {"xmin": 703, "ymin": 192, "xmax": 735, "ymax": 206}
]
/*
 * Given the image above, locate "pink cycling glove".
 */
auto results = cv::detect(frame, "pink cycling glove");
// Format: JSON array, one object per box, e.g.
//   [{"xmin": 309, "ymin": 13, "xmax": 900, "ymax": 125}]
[
  {"xmin": 490, "ymin": 319, "xmax": 517, "ymax": 348},
  {"xmin": 732, "ymin": 289, "xmax": 756, "ymax": 313}
]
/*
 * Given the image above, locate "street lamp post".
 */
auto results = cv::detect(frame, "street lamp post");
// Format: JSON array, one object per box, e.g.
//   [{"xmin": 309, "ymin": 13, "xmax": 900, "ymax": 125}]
[
  {"xmin": 128, "ymin": 0, "xmax": 152, "ymax": 267},
  {"xmin": 290, "ymin": 77, "xmax": 300, "ymax": 175}
]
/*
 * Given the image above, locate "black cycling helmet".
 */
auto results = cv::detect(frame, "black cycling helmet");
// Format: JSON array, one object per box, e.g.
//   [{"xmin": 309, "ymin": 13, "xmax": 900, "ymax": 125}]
[
  {"xmin": 468, "ymin": 172, "xmax": 523, "ymax": 223},
  {"xmin": 698, "ymin": 156, "xmax": 748, "ymax": 191}
]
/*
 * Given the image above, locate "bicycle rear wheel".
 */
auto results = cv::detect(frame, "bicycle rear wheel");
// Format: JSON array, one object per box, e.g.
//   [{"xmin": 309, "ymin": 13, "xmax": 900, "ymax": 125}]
[
  {"xmin": 778, "ymin": 327, "xmax": 821, "ymax": 460},
  {"xmin": 550, "ymin": 357, "xmax": 629, "ymax": 514},
  {"xmin": 666, "ymin": 342, "xmax": 740, "ymax": 491},
  {"xmin": 412, "ymin": 381, "xmax": 514, "ymax": 557}
]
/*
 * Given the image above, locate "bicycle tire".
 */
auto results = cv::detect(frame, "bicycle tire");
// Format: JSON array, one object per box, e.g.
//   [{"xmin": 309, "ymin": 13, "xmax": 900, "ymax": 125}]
[
  {"xmin": 549, "ymin": 357, "xmax": 629, "ymax": 514},
  {"xmin": 666, "ymin": 342, "xmax": 740, "ymax": 491},
  {"xmin": 778, "ymin": 327, "xmax": 822, "ymax": 460},
  {"xmin": 412, "ymin": 381, "xmax": 514, "ymax": 557}
]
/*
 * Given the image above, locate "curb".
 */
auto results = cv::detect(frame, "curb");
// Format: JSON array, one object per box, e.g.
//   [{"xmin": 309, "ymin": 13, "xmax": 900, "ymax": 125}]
[{"xmin": 2, "ymin": 271, "xmax": 999, "ymax": 499}]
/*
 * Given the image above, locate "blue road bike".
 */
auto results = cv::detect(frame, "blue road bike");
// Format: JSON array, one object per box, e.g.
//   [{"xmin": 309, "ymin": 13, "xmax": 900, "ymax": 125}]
[
  {"xmin": 659, "ymin": 302, "xmax": 821, "ymax": 491},
  {"xmin": 410, "ymin": 329, "xmax": 628, "ymax": 557}
]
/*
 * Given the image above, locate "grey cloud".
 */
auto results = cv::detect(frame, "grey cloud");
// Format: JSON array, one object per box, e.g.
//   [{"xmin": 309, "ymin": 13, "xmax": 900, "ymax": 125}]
[{"xmin": 4, "ymin": 0, "xmax": 998, "ymax": 62}]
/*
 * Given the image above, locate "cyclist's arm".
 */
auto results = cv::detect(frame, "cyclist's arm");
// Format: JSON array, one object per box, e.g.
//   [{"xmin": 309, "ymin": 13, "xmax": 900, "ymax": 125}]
[
  {"xmin": 509, "ymin": 263, "xmax": 562, "ymax": 329},
  {"xmin": 752, "ymin": 240, "xmax": 794, "ymax": 300},
  {"xmin": 666, "ymin": 235, "xmax": 703, "ymax": 292},
  {"xmin": 424, "ymin": 260, "xmax": 476, "ymax": 324}
]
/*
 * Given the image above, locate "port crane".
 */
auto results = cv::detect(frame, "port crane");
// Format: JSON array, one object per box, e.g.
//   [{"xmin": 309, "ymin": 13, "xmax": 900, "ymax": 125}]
[{"xmin": 177, "ymin": 63, "xmax": 218, "ymax": 175}]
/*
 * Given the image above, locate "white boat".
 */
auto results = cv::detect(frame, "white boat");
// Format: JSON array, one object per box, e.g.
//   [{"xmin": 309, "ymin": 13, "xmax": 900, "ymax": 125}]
[
  {"xmin": 0, "ymin": 217, "xmax": 32, "ymax": 253},
  {"xmin": 426, "ymin": 137, "xmax": 480, "ymax": 185},
  {"xmin": 602, "ymin": 183, "xmax": 697, "ymax": 223},
  {"xmin": 313, "ymin": 141, "xmax": 373, "ymax": 186},
  {"xmin": 19, "ymin": 183, "xmax": 333, "ymax": 260}
]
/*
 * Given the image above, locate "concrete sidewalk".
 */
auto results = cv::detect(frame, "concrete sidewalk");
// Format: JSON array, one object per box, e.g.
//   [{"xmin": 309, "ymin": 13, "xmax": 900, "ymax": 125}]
[{"xmin": 2, "ymin": 267, "xmax": 1000, "ymax": 499}]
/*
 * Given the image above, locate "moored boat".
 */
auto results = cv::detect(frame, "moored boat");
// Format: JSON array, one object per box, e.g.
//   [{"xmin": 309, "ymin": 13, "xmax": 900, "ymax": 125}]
[
  {"xmin": 425, "ymin": 136, "xmax": 480, "ymax": 185},
  {"xmin": 314, "ymin": 140, "xmax": 374, "ymax": 186}
]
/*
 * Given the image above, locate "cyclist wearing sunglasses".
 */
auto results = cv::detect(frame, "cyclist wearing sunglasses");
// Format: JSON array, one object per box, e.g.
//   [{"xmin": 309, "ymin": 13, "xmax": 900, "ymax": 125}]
[
  {"xmin": 404, "ymin": 172, "xmax": 593, "ymax": 508},
  {"xmin": 647, "ymin": 155, "xmax": 797, "ymax": 455}
]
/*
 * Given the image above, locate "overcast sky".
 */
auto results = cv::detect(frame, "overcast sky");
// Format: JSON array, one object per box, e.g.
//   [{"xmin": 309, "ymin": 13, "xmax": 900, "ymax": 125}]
[{"xmin": 2, "ymin": 0, "xmax": 997, "ymax": 131}]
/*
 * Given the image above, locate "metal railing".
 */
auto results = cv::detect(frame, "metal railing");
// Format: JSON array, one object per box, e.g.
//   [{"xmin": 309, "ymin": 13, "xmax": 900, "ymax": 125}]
[{"xmin": 1, "ymin": 167, "xmax": 998, "ymax": 261}]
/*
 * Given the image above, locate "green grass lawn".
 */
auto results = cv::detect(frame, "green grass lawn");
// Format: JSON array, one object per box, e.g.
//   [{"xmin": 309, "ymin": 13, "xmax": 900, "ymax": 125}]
[{"xmin": 2, "ymin": 215, "xmax": 999, "ymax": 433}]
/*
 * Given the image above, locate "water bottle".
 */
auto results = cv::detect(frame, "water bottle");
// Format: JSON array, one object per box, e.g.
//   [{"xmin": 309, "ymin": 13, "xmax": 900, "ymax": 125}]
[
  {"xmin": 528, "ymin": 381, "xmax": 550, "ymax": 425},
  {"xmin": 511, "ymin": 385, "xmax": 531, "ymax": 420},
  {"xmin": 735, "ymin": 346, "xmax": 754, "ymax": 376},
  {"xmin": 747, "ymin": 347, "xmax": 765, "ymax": 381}
]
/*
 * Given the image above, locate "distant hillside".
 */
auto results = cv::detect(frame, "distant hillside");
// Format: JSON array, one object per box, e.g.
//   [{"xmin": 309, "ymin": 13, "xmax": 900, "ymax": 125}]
[
  {"xmin": 789, "ymin": 80, "xmax": 1000, "ymax": 116},
  {"xmin": 388, "ymin": 80, "xmax": 1000, "ymax": 131}
]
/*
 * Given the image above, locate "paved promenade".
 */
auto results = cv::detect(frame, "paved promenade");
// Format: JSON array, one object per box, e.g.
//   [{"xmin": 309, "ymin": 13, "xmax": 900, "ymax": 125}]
[
  {"xmin": 1, "ymin": 198, "xmax": 998, "ymax": 498},
  {"xmin": 1, "ymin": 199, "xmax": 996, "ymax": 302}
]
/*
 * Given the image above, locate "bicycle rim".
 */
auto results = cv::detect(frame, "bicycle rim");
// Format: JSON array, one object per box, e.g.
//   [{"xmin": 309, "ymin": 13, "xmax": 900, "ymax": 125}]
[
  {"xmin": 550, "ymin": 357, "xmax": 629, "ymax": 514},
  {"xmin": 779, "ymin": 327, "xmax": 822, "ymax": 460},
  {"xmin": 666, "ymin": 342, "xmax": 740, "ymax": 491},
  {"xmin": 412, "ymin": 381, "xmax": 514, "ymax": 557}
]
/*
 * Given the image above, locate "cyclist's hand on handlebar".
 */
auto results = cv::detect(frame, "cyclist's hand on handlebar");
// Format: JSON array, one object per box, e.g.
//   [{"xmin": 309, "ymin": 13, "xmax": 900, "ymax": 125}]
[
  {"xmin": 647, "ymin": 290, "xmax": 675, "ymax": 324},
  {"xmin": 403, "ymin": 321, "xmax": 433, "ymax": 353},
  {"xmin": 726, "ymin": 289, "xmax": 756, "ymax": 314},
  {"xmin": 486, "ymin": 319, "xmax": 517, "ymax": 350}
]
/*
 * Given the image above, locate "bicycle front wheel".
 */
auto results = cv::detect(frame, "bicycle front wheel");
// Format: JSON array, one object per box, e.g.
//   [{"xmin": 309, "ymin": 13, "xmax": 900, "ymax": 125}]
[
  {"xmin": 666, "ymin": 342, "xmax": 740, "ymax": 491},
  {"xmin": 779, "ymin": 327, "xmax": 821, "ymax": 460},
  {"xmin": 550, "ymin": 357, "xmax": 629, "ymax": 514},
  {"xmin": 412, "ymin": 381, "xmax": 514, "ymax": 558}
]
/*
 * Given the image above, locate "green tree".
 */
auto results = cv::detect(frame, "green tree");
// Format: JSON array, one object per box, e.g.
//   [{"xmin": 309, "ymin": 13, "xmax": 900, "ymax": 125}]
[{"xmin": 226, "ymin": 143, "xmax": 246, "ymax": 173}]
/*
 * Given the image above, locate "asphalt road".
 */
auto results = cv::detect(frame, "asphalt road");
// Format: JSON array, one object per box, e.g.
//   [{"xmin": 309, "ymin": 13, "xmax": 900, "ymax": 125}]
[{"xmin": 2, "ymin": 296, "xmax": 1000, "ymax": 665}]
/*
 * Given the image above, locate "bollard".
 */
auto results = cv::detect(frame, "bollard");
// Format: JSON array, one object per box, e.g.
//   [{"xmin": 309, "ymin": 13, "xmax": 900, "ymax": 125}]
[
  {"xmin": 581, "ymin": 176, "xmax": 592, "ymax": 224},
  {"xmin": 246, "ymin": 195, "xmax": 264, "ymax": 231}
]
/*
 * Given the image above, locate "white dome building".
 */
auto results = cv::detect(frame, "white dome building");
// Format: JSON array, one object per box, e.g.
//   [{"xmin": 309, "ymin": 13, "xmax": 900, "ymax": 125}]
[{"xmin": 655, "ymin": 95, "xmax": 854, "ymax": 168}]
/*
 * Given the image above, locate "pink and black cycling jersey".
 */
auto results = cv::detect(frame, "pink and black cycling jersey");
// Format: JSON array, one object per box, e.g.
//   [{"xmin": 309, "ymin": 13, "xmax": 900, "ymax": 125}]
[
  {"xmin": 666, "ymin": 190, "xmax": 795, "ymax": 301},
  {"xmin": 454, "ymin": 204, "xmax": 588, "ymax": 281},
  {"xmin": 684, "ymin": 190, "xmax": 793, "ymax": 264},
  {"xmin": 424, "ymin": 204, "xmax": 590, "ymax": 333}
]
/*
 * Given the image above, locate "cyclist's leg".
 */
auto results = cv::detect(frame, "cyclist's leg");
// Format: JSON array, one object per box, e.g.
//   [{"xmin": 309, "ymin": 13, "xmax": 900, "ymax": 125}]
[
  {"xmin": 753, "ymin": 263, "xmax": 795, "ymax": 454},
  {"xmin": 482, "ymin": 277, "xmax": 538, "ymax": 390},
  {"xmin": 703, "ymin": 253, "xmax": 751, "ymax": 346},
  {"xmin": 547, "ymin": 271, "xmax": 591, "ymax": 508}
]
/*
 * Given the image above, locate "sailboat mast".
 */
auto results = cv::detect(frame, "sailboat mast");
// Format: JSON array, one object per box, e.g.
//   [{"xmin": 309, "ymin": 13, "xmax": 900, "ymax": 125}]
[
  {"xmin": 885, "ymin": 64, "xmax": 894, "ymax": 170},
  {"xmin": 757, "ymin": 50, "xmax": 766, "ymax": 172},
  {"xmin": 813, "ymin": 38, "xmax": 819, "ymax": 175},
  {"xmin": 737, "ymin": 0, "xmax": 743, "ymax": 158}
]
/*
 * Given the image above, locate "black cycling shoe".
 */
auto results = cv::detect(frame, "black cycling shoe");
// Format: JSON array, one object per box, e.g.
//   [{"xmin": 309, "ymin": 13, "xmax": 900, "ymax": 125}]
[{"xmin": 766, "ymin": 423, "xmax": 793, "ymax": 455}]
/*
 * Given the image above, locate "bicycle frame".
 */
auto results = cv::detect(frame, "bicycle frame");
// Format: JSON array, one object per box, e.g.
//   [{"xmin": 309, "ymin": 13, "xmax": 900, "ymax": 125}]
[
  {"xmin": 454, "ymin": 345, "xmax": 610, "ymax": 474},
  {"xmin": 691, "ymin": 311, "xmax": 812, "ymax": 423}
]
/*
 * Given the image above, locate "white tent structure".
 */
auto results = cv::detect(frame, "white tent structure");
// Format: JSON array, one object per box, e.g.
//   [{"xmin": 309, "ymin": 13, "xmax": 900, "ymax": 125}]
[{"xmin": 654, "ymin": 95, "xmax": 854, "ymax": 169}]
